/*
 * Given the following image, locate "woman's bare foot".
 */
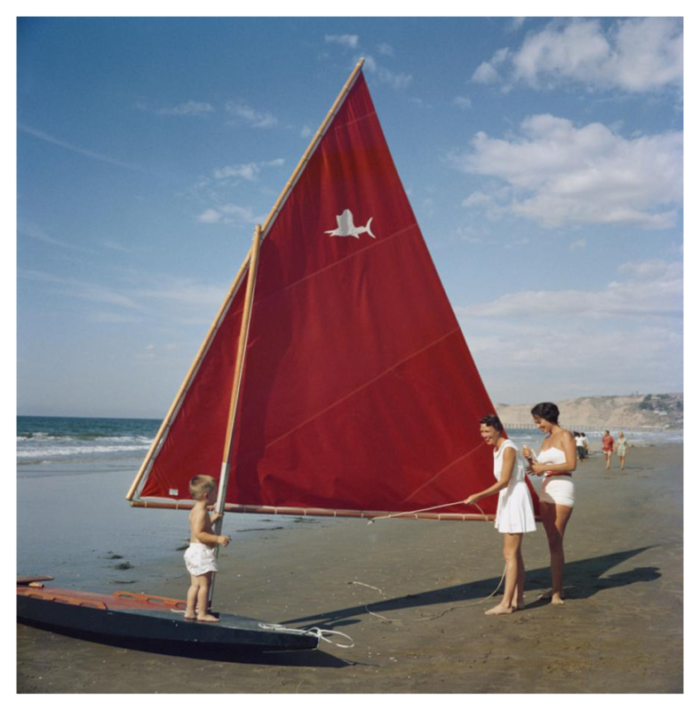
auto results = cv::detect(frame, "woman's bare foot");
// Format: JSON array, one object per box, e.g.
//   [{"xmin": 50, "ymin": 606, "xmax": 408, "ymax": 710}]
[
  {"xmin": 513, "ymin": 599, "xmax": 525, "ymax": 610},
  {"xmin": 538, "ymin": 590, "xmax": 565, "ymax": 604},
  {"xmin": 485, "ymin": 603, "xmax": 514, "ymax": 616}
]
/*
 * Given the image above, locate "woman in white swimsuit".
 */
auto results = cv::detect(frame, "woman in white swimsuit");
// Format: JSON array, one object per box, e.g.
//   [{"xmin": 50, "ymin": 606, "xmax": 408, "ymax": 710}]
[
  {"xmin": 464, "ymin": 414, "xmax": 536, "ymax": 615},
  {"xmin": 522, "ymin": 402, "xmax": 576, "ymax": 605}
]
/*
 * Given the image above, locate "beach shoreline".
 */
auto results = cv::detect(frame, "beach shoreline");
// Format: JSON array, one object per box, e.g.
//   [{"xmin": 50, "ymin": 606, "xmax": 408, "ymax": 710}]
[{"xmin": 17, "ymin": 443, "xmax": 682, "ymax": 693}]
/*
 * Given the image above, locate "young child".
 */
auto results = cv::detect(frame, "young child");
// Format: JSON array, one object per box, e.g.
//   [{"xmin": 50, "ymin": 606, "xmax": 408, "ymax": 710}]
[{"xmin": 183, "ymin": 475, "xmax": 231, "ymax": 622}]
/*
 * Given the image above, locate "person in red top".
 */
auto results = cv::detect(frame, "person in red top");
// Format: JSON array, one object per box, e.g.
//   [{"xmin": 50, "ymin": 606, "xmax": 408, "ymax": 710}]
[{"xmin": 602, "ymin": 430, "xmax": 615, "ymax": 471}]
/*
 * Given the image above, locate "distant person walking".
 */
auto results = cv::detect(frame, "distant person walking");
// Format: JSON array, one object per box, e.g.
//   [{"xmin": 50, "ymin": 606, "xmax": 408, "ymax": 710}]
[
  {"xmin": 582, "ymin": 433, "xmax": 589, "ymax": 459},
  {"xmin": 602, "ymin": 430, "xmax": 615, "ymax": 470},
  {"xmin": 574, "ymin": 432, "xmax": 586, "ymax": 462},
  {"xmin": 616, "ymin": 432, "xmax": 629, "ymax": 471}
]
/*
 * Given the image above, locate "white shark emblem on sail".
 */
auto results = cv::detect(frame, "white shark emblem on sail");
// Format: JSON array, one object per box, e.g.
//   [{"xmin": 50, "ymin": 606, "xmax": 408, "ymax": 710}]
[{"xmin": 325, "ymin": 209, "xmax": 376, "ymax": 239}]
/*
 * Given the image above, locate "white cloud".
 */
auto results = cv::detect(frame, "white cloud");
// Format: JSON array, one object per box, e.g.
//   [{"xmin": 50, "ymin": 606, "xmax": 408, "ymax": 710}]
[
  {"xmin": 479, "ymin": 18, "xmax": 683, "ymax": 93},
  {"xmin": 457, "ymin": 260, "xmax": 683, "ymax": 400},
  {"xmin": 377, "ymin": 42, "xmax": 394, "ymax": 56},
  {"xmin": 18, "ymin": 124, "xmax": 146, "ymax": 172},
  {"xmin": 472, "ymin": 47, "xmax": 510, "ymax": 84},
  {"xmin": 453, "ymin": 96, "xmax": 472, "ymax": 110},
  {"xmin": 363, "ymin": 55, "xmax": 412, "ymax": 90},
  {"xmin": 197, "ymin": 204, "xmax": 261, "ymax": 226},
  {"xmin": 19, "ymin": 269, "xmax": 143, "ymax": 310},
  {"xmin": 569, "ymin": 239, "xmax": 587, "ymax": 251},
  {"xmin": 197, "ymin": 208, "xmax": 223, "ymax": 224},
  {"xmin": 459, "ymin": 260, "xmax": 682, "ymax": 321},
  {"xmin": 451, "ymin": 114, "xmax": 682, "ymax": 229},
  {"xmin": 506, "ymin": 18, "xmax": 526, "ymax": 33},
  {"xmin": 225, "ymin": 101, "xmax": 278, "ymax": 128},
  {"xmin": 213, "ymin": 159, "xmax": 284, "ymax": 182},
  {"xmin": 472, "ymin": 61, "xmax": 501, "ymax": 85},
  {"xmin": 20, "ymin": 268, "xmax": 233, "ymax": 327},
  {"xmin": 156, "ymin": 101, "xmax": 215, "ymax": 116},
  {"xmin": 325, "ymin": 34, "xmax": 359, "ymax": 49},
  {"xmin": 18, "ymin": 221, "xmax": 92, "ymax": 253}
]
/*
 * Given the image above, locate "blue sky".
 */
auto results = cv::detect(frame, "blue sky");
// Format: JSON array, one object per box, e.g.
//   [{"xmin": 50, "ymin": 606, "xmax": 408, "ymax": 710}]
[{"xmin": 16, "ymin": 14, "xmax": 684, "ymax": 418}]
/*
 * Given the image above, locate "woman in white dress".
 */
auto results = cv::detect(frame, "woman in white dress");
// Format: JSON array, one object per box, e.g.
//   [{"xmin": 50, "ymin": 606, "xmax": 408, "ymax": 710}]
[
  {"xmin": 464, "ymin": 414, "xmax": 536, "ymax": 615},
  {"xmin": 522, "ymin": 402, "xmax": 577, "ymax": 605}
]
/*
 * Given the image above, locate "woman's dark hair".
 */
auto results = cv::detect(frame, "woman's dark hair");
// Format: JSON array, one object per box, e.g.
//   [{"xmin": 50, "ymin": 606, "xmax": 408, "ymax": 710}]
[
  {"xmin": 530, "ymin": 402, "xmax": 560, "ymax": 425},
  {"xmin": 479, "ymin": 414, "xmax": 504, "ymax": 432}
]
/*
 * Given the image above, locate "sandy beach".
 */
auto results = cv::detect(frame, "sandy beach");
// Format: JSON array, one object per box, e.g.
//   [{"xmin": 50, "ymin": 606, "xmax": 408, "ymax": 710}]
[
  {"xmin": 17, "ymin": 442, "xmax": 682, "ymax": 694},
  {"xmin": 16, "ymin": 11, "xmax": 685, "ymax": 698}
]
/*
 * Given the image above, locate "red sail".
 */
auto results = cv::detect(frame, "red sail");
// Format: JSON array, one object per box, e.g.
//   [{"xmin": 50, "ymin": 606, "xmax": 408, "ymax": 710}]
[{"xmin": 135, "ymin": 71, "xmax": 538, "ymax": 519}]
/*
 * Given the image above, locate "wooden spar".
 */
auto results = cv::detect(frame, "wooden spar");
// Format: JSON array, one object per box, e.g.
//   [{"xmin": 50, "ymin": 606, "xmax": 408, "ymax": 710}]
[
  {"xmin": 126, "ymin": 245, "xmax": 253, "ymax": 502},
  {"xmin": 129, "ymin": 499, "xmax": 497, "ymax": 522},
  {"xmin": 128, "ymin": 59, "xmax": 364, "ymax": 505}
]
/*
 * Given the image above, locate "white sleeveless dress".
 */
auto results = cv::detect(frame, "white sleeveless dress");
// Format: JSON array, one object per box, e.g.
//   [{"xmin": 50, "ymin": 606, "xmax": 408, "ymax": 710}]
[{"xmin": 494, "ymin": 440, "xmax": 536, "ymax": 534}]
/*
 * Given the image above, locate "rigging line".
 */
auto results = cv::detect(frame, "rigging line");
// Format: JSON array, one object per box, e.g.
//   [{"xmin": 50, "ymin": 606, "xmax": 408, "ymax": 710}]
[
  {"xmin": 359, "ymin": 500, "xmax": 502, "ymax": 625},
  {"xmin": 368, "ymin": 499, "xmax": 487, "ymax": 523},
  {"xmin": 350, "ymin": 565, "xmax": 508, "ymax": 624}
]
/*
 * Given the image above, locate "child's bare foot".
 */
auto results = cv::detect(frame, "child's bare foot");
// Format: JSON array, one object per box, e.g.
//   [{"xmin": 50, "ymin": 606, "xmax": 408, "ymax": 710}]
[
  {"xmin": 197, "ymin": 613, "xmax": 220, "ymax": 623},
  {"xmin": 184, "ymin": 614, "xmax": 196, "ymax": 621},
  {"xmin": 551, "ymin": 594, "xmax": 565, "ymax": 605},
  {"xmin": 485, "ymin": 603, "xmax": 513, "ymax": 615}
]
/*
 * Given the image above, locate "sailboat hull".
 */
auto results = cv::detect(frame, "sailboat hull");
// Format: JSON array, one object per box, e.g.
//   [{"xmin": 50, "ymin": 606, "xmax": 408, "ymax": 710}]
[{"xmin": 17, "ymin": 584, "xmax": 319, "ymax": 654}]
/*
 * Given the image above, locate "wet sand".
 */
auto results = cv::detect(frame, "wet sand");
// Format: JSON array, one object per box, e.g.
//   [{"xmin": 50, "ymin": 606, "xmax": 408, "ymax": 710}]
[{"xmin": 17, "ymin": 443, "xmax": 682, "ymax": 693}]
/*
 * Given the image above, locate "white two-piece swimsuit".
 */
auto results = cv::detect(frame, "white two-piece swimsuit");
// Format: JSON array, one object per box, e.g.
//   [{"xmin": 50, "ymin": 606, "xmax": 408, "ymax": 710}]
[{"xmin": 536, "ymin": 446, "xmax": 575, "ymax": 508}]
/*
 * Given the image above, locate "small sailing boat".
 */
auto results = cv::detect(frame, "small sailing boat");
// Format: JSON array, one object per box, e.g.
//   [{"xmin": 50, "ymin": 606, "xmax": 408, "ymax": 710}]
[
  {"xmin": 18, "ymin": 58, "xmax": 538, "ymax": 655},
  {"xmin": 17, "ymin": 576, "xmax": 320, "ymax": 652}
]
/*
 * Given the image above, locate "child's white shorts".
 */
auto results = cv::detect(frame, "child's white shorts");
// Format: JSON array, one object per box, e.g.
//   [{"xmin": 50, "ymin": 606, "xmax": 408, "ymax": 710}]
[{"xmin": 184, "ymin": 543, "xmax": 219, "ymax": 576}]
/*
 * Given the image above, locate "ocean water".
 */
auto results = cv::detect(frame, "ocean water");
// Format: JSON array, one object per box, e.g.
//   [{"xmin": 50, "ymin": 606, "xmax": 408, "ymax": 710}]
[
  {"xmin": 17, "ymin": 415, "xmax": 160, "ymax": 467},
  {"xmin": 16, "ymin": 415, "xmax": 681, "ymax": 591},
  {"xmin": 17, "ymin": 415, "xmax": 681, "ymax": 469}
]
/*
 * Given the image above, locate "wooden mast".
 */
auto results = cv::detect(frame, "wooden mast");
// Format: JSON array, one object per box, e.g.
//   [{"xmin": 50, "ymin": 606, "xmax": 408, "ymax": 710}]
[
  {"xmin": 215, "ymin": 224, "xmax": 263, "ymax": 522},
  {"xmin": 207, "ymin": 224, "xmax": 262, "ymax": 608}
]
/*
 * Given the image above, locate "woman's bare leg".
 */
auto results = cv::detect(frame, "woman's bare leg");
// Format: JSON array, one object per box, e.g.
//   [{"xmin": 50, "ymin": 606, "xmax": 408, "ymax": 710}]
[
  {"xmin": 539, "ymin": 502, "xmax": 573, "ymax": 604},
  {"xmin": 486, "ymin": 533, "xmax": 522, "ymax": 615}
]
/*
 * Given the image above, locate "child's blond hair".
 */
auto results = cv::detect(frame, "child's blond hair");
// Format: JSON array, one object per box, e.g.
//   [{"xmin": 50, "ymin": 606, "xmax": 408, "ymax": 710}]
[{"xmin": 189, "ymin": 474, "xmax": 217, "ymax": 500}]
